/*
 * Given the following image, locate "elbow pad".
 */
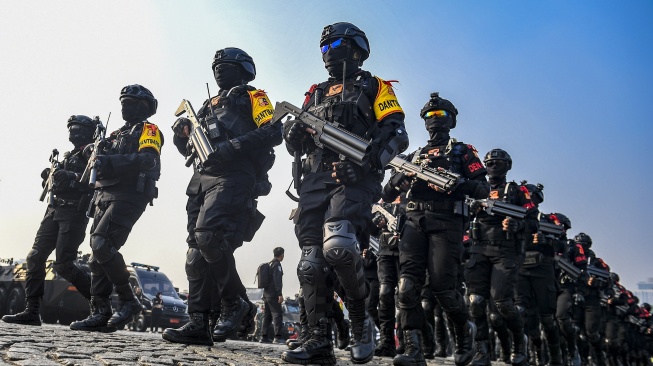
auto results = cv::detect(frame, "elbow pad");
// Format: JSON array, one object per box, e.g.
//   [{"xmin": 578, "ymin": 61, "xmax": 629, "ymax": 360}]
[{"xmin": 377, "ymin": 126, "xmax": 409, "ymax": 168}]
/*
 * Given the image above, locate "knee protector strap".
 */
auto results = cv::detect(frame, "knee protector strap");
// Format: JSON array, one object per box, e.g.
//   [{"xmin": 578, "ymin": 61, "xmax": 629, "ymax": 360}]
[
  {"xmin": 434, "ymin": 290, "xmax": 464, "ymax": 313},
  {"xmin": 495, "ymin": 299, "xmax": 519, "ymax": 320}
]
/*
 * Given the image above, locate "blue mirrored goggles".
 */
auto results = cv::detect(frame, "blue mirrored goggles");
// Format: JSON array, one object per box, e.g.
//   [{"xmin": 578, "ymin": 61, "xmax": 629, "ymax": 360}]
[{"xmin": 320, "ymin": 38, "xmax": 344, "ymax": 54}]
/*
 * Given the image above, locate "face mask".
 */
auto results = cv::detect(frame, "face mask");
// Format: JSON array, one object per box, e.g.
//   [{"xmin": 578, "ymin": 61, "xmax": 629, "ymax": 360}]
[
  {"xmin": 485, "ymin": 160, "xmax": 509, "ymax": 179},
  {"xmin": 121, "ymin": 99, "xmax": 149, "ymax": 123},
  {"xmin": 68, "ymin": 125, "xmax": 93, "ymax": 148},
  {"xmin": 322, "ymin": 40, "xmax": 361, "ymax": 77},
  {"xmin": 213, "ymin": 63, "xmax": 243, "ymax": 90}
]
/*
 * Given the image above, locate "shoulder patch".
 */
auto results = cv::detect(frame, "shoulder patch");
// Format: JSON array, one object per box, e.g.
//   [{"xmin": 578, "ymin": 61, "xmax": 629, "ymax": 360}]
[
  {"xmin": 139, "ymin": 123, "xmax": 162, "ymax": 154},
  {"xmin": 248, "ymin": 89, "xmax": 274, "ymax": 127},
  {"xmin": 373, "ymin": 77, "xmax": 403, "ymax": 121}
]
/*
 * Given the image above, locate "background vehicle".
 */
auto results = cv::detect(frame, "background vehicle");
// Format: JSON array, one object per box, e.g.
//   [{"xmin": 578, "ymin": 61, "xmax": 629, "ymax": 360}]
[
  {"xmin": 115, "ymin": 262, "xmax": 189, "ymax": 332},
  {"xmin": 245, "ymin": 288, "xmax": 300, "ymax": 341}
]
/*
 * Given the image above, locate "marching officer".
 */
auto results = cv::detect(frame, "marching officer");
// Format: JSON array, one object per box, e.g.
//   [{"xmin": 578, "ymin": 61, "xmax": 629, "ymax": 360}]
[
  {"xmin": 2, "ymin": 115, "xmax": 98, "ymax": 326},
  {"xmin": 382, "ymin": 93, "xmax": 489, "ymax": 366},
  {"xmin": 281, "ymin": 22, "xmax": 409, "ymax": 365}
]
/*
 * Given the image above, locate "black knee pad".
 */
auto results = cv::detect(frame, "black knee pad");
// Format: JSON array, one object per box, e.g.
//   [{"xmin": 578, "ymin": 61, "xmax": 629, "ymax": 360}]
[
  {"xmin": 185, "ymin": 247, "xmax": 207, "ymax": 280},
  {"xmin": 297, "ymin": 245, "xmax": 331, "ymax": 286},
  {"xmin": 434, "ymin": 290, "xmax": 463, "ymax": 313},
  {"xmin": 489, "ymin": 312, "xmax": 505, "ymax": 328},
  {"xmin": 26, "ymin": 248, "xmax": 48, "ymax": 272},
  {"xmin": 379, "ymin": 283, "xmax": 395, "ymax": 305},
  {"xmin": 397, "ymin": 277, "xmax": 420, "ymax": 309},
  {"xmin": 194, "ymin": 229, "xmax": 226, "ymax": 263},
  {"xmin": 53, "ymin": 261, "xmax": 79, "ymax": 281},
  {"xmin": 322, "ymin": 220, "xmax": 367, "ymax": 300},
  {"xmin": 495, "ymin": 299, "xmax": 519, "ymax": 320},
  {"xmin": 422, "ymin": 299, "xmax": 434, "ymax": 314},
  {"xmin": 469, "ymin": 294, "xmax": 486, "ymax": 318},
  {"xmin": 90, "ymin": 234, "xmax": 116, "ymax": 264}
]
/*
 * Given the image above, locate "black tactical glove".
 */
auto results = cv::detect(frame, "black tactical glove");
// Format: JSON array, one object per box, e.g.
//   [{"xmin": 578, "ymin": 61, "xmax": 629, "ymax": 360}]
[
  {"xmin": 332, "ymin": 161, "xmax": 363, "ymax": 185},
  {"xmin": 502, "ymin": 217, "xmax": 524, "ymax": 233},
  {"xmin": 138, "ymin": 153, "xmax": 157, "ymax": 170},
  {"xmin": 283, "ymin": 120, "xmax": 308, "ymax": 151},
  {"xmin": 389, "ymin": 172, "xmax": 411, "ymax": 192},
  {"xmin": 53, "ymin": 170, "xmax": 77, "ymax": 186},
  {"xmin": 208, "ymin": 140, "xmax": 236, "ymax": 164},
  {"xmin": 41, "ymin": 168, "xmax": 51, "ymax": 180},
  {"xmin": 254, "ymin": 180, "xmax": 272, "ymax": 198},
  {"xmin": 532, "ymin": 232, "xmax": 545, "ymax": 244},
  {"xmin": 172, "ymin": 117, "xmax": 191, "ymax": 137},
  {"xmin": 469, "ymin": 199, "xmax": 484, "ymax": 214}
]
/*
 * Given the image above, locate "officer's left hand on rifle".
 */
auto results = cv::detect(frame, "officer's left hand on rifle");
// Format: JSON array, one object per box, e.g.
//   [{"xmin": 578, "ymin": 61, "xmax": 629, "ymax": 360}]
[
  {"xmin": 283, "ymin": 120, "xmax": 315, "ymax": 151},
  {"xmin": 332, "ymin": 161, "xmax": 363, "ymax": 185},
  {"xmin": 502, "ymin": 217, "xmax": 524, "ymax": 232},
  {"xmin": 207, "ymin": 140, "xmax": 237, "ymax": 164},
  {"xmin": 172, "ymin": 117, "xmax": 191, "ymax": 138},
  {"xmin": 532, "ymin": 232, "xmax": 545, "ymax": 244},
  {"xmin": 53, "ymin": 170, "xmax": 78, "ymax": 188}
]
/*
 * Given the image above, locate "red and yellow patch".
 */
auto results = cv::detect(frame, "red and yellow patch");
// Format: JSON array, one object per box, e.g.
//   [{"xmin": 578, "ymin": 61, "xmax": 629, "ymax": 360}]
[
  {"xmin": 248, "ymin": 89, "xmax": 274, "ymax": 127},
  {"xmin": 373, "ymin": 77, "xmax": 403, "ymax": 120}
]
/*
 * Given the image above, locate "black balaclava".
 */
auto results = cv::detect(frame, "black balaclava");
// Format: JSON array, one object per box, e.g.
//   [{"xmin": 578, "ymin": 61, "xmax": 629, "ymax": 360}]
[
  {"xmin": 322, "ymin": 39, "xmax": 362, "ymax": 78},
  {"xmin": 486, "ymin": 160, "xmax": 509, "ymax": 185},
  {"xmin": 121, "ymin": 98, "xmax": 150, "ymax": 125},
  {"xmin": 68, "ymin": 124, "xmax": 94, "ymax": 149},
  {"xmin": 214, "ymin": 62, "xmax": 246, "ymax": 90},
  {"xmin": 424, "ymin": 114, "xmax": 454, "ymax": 146}
]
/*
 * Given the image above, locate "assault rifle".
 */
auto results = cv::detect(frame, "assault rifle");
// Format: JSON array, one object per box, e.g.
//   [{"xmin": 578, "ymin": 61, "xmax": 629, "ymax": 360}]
[
  {"xmin": 371, "ymin": 203, "xmax": 398, "ymax": 233},
  {"xmin": 80, "ymin": 115, "xmax": 108, "ymax": 188},
  {"xmin": 465, "ymin": 198, "xmax": 528, "ymax": 220},
  {"xmin": 387, "ymin": 156, "xmax": 461, "ymax": 193},
  {"xmin": 539, "ymin": 221, "xmax": 564, "ymax": 237},
  {"xmin": 586, "ymin": 263, "xmax": 611, "ymax": 283},
  {"xmin": 554, "ymin": 255, "xmax": 582, "ymax": 282},
  {"xmin": 175, "ymin": 99, "xmax": 215, "ymax": 169},
  {"xmin": 40, "ymin": 149, "xmax": 60, "ymax": 204}
]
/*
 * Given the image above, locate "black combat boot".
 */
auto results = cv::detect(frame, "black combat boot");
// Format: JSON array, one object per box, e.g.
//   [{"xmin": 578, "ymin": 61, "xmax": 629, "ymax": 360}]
[
  {"xmin": 281, "ymin": 318, "xmax": 336, "ymax": 365},
  {"xmin": 162, "ymin": 312, "xmax": 213, "ymax": 346},
  {"xmin": 212, "ymin": 298, "xmax": 248, "ymax": 341},
  {"xmin": 392, "ymin": 329, "xmax": 426, "ymax": 366},
  {"xmin": 375, "ymin": 326, "xmax": 397, "ymax": 357},
  {"xmin": 347, "ymin": 299, "xmax": 375, "ymax": 363},
  {"xmin": 238, "ymin": 300, "xmax": 257, "ymax": 338},
  {"xmin": 549, "ymin": 343, "xmax": 563, "ymax": 366},
  {"xmin": 454, "ymin": 320, "xmax": 477, "ymax": 366},
  {"xmin": 287, "ymin": 322, "xmax": 311, "ymax": 350},
  {"xmin": 434, "ymin": 317, "xmax": 448, "ymax": 358},
  {"xmin": 397, "ymin": 323, "xmax": 406, "ymax": 354},
  {"xmin": 471, "ymin": 340, "xmax": 491, "ymax": 366},
  {"xmin": 1, "ymin": 297, "xmax": 41, "ymax": 326},
  {"xmin": 511, "ymin": 333, "xmax": 528, "ymax": 366},
  {"xmin": 497, "ymin": 330, "xmax": 512, "ymax": 364},
  {"xmin": 334, "ymin": 318, "xmax": 350, "ymax": 350},
  {"xmin": 70, "ymin": 296, "xmax": 114, "ymax": 332},
  {"xmin": 108, "ymin": 284, "xmax": 142, "ymax": 328},
  {"xmin": 590, "ymin": 341, "xmax": 606, "ymax": 366}
]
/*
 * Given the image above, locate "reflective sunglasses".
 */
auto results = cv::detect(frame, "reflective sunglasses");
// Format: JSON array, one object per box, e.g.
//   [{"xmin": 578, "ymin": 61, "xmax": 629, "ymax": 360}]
[
  {"xmin": 423, "ymin": 110, "xmax": 448, "ymax": 118},
  {"xmin": 320, "ymin": 38, "xmax": 344, "ymax": 54}
]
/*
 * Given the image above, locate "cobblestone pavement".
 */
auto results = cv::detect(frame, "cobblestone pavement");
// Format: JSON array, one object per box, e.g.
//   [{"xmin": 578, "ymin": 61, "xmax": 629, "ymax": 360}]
[{"xmin": 0, "ymin": 322, "xmax": 462, "ymax": 365}]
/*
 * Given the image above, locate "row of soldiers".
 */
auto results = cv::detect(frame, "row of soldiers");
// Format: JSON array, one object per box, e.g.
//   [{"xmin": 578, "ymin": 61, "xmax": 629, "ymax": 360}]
[{"xmin": 2, "ymin": 19, "xmax": 651, "ymax": 366}]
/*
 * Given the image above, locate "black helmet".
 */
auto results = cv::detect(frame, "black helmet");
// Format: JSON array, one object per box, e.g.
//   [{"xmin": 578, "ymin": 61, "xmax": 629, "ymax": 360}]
[
  {"xmin": 420, "ymin": 92, "xmax": 459, "ymax": 127},
  {"xmin": 643, "ymin": 303, "xmax": 651, "ymax": 312},
  {"xmin": 320, "ymin": 22, "xmax": 370, "ymax": 62},
  {"xmin": 120, "ymin": 84, "xmax": 157, "ymax": 116},
  {"xmin": 211, "ymin": 47, "xmax": 256, "ymax": 81},
  {"xmin": 550, "ymin": 213, "xmax": 572, "ymax": 229},
  {"xmin": 483, "ymin": 149, "xmax": 512, "ymax": 170},
  {"xmin": 523, "ymin": 182, "xmax": 544, "ymax": 205},
  {"xmin": 574, "ymin": 232, "xmax": 592, "ymax": 248},
  {"xmin": 610, "ymin": 272, "xmax": 620, "ymax": 283},
  {"xmin": 66, "ymin": 115, "xmax": 97, "ymax": 129}
]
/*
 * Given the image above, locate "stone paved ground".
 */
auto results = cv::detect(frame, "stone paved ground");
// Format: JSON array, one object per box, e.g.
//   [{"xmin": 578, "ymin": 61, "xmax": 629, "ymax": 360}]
[{"xmin": 0, "ymin": 322, "xmax": 462, "ymax": 365}]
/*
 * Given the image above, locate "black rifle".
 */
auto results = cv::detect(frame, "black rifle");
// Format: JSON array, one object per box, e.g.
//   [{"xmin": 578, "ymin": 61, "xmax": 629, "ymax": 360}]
[
  {"xmin": 387, "ymin": 155, "xmax": 461, "ymax": 192},
  {"xmin": 80, "ymin": 115, "xmax": 108, "ymax": 188},
  {"xmin": 371, "ymin": 203, "xmax": 398, "ymax": 233},
  {"xmin": 39, "ymin": 149, "xmax": 60, "ymax": 205},
  {"xmin": 175, "ymin": 99, "xmax": 215, "ymax": 170},
  {"xmin": 539, "ymin": 221, "xmax": 564, "ymax": 237},
  {"xmin": 271, "ymin": 101, "xmax": 372, "ymax": 168},
  {"xmin": 465, "ymin": 198, "xmax": 528, "ymax": 220},
  {"xmin": 554, "ymin": 255, "xmax": 582, "ymax": 282},
  {"xmin": 586, "ymin": 264, "xmax": 610, "ymax": 282}
]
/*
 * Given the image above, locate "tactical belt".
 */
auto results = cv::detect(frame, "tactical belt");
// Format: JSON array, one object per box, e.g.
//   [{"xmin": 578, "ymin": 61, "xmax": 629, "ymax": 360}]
[
  {"xmin": 53, "ymin": 197, "xmax": 81, "ymax": 207},
  {"xmin": 473, "ymin": 239, "xmax": 512, "ymax": 247},
  {"xmin": 406, "ymin": 200, "xmax": 456, "ymax": 212}
]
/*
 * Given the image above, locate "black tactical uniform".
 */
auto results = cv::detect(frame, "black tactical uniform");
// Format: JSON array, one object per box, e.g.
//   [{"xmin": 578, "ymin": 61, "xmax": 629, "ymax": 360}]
[
  {"xmin": 465, "ymin": 149, "xmax": 537, "ymax": 366},
  {"xmin": 261, "ymin": 250, "xmax": 284, "ymax": 344},
  {"xmin": 2, "ymin": 115, "xmax": 97, "ymax": 326},
  {"xmin": 515, "ymin": 190, "xmax": 566, "ymax": 366},
  {"xmin": 603, "ymin": 274, "xmax": 630, "ymax": 366},
  {"xmin": 383, "ymin": 93, "xmax": 489, "ymax": 366},
  {"xmin": 556, "ymin": 236, "xmax": 586, "ymax": 366},
  {"xmin": 372, "ymin": 203, "xmax": 403, "ymax": 358},
  {"xmin": 162, "ymin": 48, "xmax": 281, "ymax": 347},
  {"xmin": 281, "ymin": 22, "xmax": 409, "ymax": 366},
  {"xmin": 70, "ymin": 84, "xmax": 163, "ymax": 332}
]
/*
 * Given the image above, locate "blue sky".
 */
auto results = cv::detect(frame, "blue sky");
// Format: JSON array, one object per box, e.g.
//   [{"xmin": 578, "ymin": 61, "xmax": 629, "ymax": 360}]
[{"xmin": 0, "ymin": 1, "xmax": 651, "ymax": 295}]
